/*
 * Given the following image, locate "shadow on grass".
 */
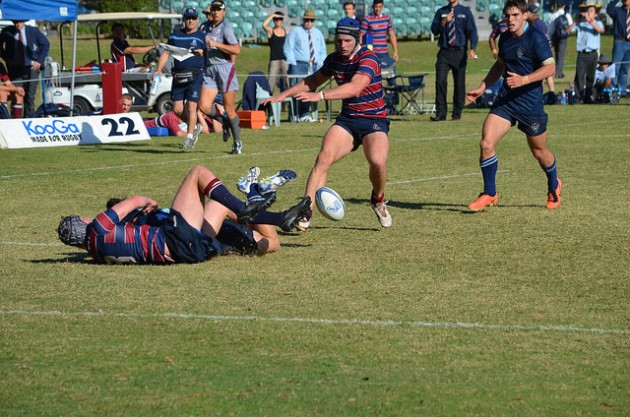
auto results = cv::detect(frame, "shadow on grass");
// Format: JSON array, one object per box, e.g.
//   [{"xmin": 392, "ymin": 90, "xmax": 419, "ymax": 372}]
[
  {"xmin": 80, "ymin": 142, "xmax": 187, "ymax": 154},
  {"xmin": 30, "ymin": 252, "xmax": 91, "ymax": 264}
]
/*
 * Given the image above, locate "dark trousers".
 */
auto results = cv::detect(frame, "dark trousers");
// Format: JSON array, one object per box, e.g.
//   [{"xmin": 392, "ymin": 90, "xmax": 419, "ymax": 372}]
[
  {"xmin": 553, "ymin": 38, "xmax": 568, "ymax": 76},
  {"xmin": 8, "ymin": 66, "xmax": 40, "ymax": 117},
  {"xmin": 574, "ymin": 51, "xmax": 598, "ymax": 103},
  {"xmin": 435, "ymin": 48, "xmax": 467, "ymax": 118}
]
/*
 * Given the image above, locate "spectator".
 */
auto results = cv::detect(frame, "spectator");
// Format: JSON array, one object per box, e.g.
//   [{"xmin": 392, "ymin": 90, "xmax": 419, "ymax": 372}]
[
  {"xmin": 430, "ymin": 0, "xmax": 478, "ymax": 121},
  {"xmin": 110, "ymin": 23, "xmax": 155, "ymax": 71},
  {"xmin": 360, "ymin": 0, "xmax": 399, "ymax": 67},
  {"xmin": 548, "ymin": 0, "xmax": 573, "ymax": 78},
  {"xmin": 527, "ymin": 5, "xmax": 556, "ymax": 97},
  {"xmin": 343, "ymin": 2, "xmax": 359, "ymax": 22},
  {"xmin": 606, "ymin": 0, "xmax": 630, "ymax": 97},
  {"xmin": 594, "ymin": 53, "xmax": 616, "ymax": 101},
  {"xmin": 0, "ymin": 60, "xmax": 25, "ymax": 118},
  {"xmin": 488, "ymin": 19, "xmax": 508, "ymax": 60},
  {"xmin": 283, "ymin": 10, "xmax": 327, "ymax": 122},
  {"xmin": 569, "ymin": 0, "xmax": 605, "ymax": 103},
  {"xmin": 262, "ymin": 12, "xmax": 289, "ymax": 94},
  {"xmin": 155, "ymin": 7, "xmax": 206, "ymax": 149},
  {"xmin": 0, "ymin": 20, "xmax": 49, "ymax": 117},
  {"xmin": 198, "ymin": 0, "xmax": 244, "ymax": 153}
]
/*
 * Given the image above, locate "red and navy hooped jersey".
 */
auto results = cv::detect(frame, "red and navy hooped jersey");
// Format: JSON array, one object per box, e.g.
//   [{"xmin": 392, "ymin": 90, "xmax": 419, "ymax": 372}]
[
  {"xmin": 321, "ymin": 46, "xmax": 387, "ymax": 119},
  {"xmin": 360, "ymin": 14, "xmax": 393, "ymax": 55},
  {"xmin": 86, "ymin": 209, "xmax": 169, "ymax": 265}
]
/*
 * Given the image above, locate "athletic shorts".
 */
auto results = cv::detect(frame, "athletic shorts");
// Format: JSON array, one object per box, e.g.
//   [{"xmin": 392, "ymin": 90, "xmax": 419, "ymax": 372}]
[
  {"xmin": 490, "ymin": 105, "xmax": 548, "ymax": 137},
  {"xmin": 171, "ymin": 70, "xmax": 204, "ymax": 103},
  {"xmin": 334, "ymin": 113, "xmax": 390, "ymax": 151},
  {"xmin": 163, "ymin": 209, "xmax": 217, "ymax": 263},
  {"xmin": 203, "ymin": 63, "xmax": 239, "ymax": 93}
]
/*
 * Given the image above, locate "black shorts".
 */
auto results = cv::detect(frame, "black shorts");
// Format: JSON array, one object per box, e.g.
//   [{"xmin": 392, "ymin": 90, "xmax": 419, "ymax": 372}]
[
  {"xmin": 215, "ymin": 220, "xmax": 259, "ymax": 256},
  {"xmin": 163, "ymin": 209, "xmax": 217, "ymax": 263}
]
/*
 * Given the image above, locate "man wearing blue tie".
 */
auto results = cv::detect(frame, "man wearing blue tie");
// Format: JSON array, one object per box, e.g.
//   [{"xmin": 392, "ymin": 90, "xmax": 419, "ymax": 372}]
[
  {"xmin": 431, "ymin": 0, "xmax": 478, "ymax": 121},
  {"xmin": 0, "ymin": 21, "xmax": 49, "ymax": 118}
]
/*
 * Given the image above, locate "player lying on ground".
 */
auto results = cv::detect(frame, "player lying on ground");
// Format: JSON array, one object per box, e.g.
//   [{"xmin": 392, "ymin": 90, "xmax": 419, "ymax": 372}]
[{"xmin": 57, "ymin": 166, "xmax": 310, "ymax": 264}]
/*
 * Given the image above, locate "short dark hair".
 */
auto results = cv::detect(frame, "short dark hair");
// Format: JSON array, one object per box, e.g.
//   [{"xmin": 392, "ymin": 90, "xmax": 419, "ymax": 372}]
[
  {"xmin": 112, "ymin": 23, "xmax": 125, "ymax": 31},
  {"xmin": 503, "ymin": 0, "xmax": 528, "ymax": 14},
  {"xmin": 372, "ymin": 0, "xmax": 384, "ymax": 5},
  {"xmin": 343, "ymin": 1, "xmax": 356, "ymax": 8}
]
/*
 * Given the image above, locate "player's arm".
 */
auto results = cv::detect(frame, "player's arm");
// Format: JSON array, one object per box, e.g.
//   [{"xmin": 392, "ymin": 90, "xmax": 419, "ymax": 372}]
[
  {"xmin": 467, "ymin": 58, "xmax": 504, "ymax": 101},
  {"xmin": 124, "ymin": 45, "xmax": 155, "ymax": 55},
  {"xmin": 505, "ymin": 57, "xmax": 555, "ymax": 89},
  {"xmin": 261, "ymin": 70, "xmax": 330, "ymax": 104},
  {"xmin": 155, "ymin": 49, "xmax": 170, "ymax": 77},
  {"xmin": 206, "ymin": 36, "xmax": 241, "ymax": 56},
  {"xmin": 110, "ymin": 195, "xmax": 158, "ymax": 221},
  {"xmin": 388, "ymin": 27, "xmax": 399, "ymax": 61},
  {"xmin": 298, "ymin": 72, "xmax": 370, "ymax": 102}
]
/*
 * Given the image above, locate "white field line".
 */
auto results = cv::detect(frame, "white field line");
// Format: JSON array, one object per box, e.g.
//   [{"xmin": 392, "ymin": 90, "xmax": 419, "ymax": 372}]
[
  {"xmin": 389, "ymin": 170, "xmax": 510, "ymax": 185},
  {"xmin": 0, "ymin": 241, "xmax": 63, "ymax": 246},
  {"xmin": 1, "ymin": 309, "xmax": 628, "ymax": 336}
]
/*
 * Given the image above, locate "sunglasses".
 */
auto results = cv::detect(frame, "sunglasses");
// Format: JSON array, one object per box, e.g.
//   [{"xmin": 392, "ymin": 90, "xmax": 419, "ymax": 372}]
[
  {"xmin": 273, "ymin": 17, "xmax": 284, "ymax": 20},
  {"xmin": 304, "ymin": 18, "xmax": 315, "ymax": 22}
]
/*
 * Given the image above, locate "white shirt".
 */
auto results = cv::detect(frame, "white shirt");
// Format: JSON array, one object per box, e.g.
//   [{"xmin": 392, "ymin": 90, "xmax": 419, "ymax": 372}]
[{"xmin": 547, "ymin": 9, "xmax": 573, "ymax": 38}]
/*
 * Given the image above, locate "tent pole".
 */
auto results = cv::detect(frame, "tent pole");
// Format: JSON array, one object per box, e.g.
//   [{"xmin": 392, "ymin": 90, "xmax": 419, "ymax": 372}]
[{"xmin": 70, "ymin": 20, "xmax": 78, "ymax": 116}]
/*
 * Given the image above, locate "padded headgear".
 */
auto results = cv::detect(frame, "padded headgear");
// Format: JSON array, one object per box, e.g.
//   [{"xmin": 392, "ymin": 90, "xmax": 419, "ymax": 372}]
[
  {"xmin": 336, "ymin": 18, "xmax": 360, "ymax": 42},
  {"xmin": 57, "ymin": 215, "xmax": 87, "ymax": 247}
]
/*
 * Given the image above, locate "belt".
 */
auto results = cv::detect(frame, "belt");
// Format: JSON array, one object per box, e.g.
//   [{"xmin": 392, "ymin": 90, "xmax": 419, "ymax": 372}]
[
  {"xmin": 442, "ymin": 46, "xmax": 464, "ymax": 51},
  {"xmin": 578, "ymin": 50, "xmax": 597, "ymax": 53}
]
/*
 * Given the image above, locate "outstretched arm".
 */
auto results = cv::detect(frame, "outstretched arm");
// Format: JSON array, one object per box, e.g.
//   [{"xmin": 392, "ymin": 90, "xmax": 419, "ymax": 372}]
[
  {"xmin": 110, "ymin": 195, "xmax": 158, "ymax": 221},
  {"xmin": 261, "ymin": 70, "xmax": 330, "ymax": 104}
]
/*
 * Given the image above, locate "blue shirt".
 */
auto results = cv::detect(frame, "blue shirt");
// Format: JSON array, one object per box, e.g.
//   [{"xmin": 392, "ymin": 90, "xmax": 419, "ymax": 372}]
[
  {"xmin": 494, "ymin": 25, "xmax": 553, "ymax": 115},
  {"xmin": 431, "ymin": 3, "xmax": 479, "ymax": 50},
  {"xmin": 572, "ymin": 19, "xmax": 604, "ymax": 51},
  {"xmin": 167, "ymin": 28, "xmax": 206, "ymax": 71},
  {"xmin": 606, "ymin": 0, "xmax": 630, "ymax": 41},
  {"xmin": 283, "ymin": 26, "xmax": 327, "ymax": 66}
]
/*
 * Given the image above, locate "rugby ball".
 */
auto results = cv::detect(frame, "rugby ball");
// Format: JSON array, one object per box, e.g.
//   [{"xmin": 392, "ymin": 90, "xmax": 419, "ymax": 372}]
[{"xmin": 315, "ymin": 187, "xmax": 346, "ymax": 221}]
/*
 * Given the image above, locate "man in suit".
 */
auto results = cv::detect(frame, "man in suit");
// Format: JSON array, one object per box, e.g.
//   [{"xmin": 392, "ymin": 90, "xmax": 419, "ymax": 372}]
[{"xmin": 0, "ymin": 21, "xmax": 49, "ymax": 117}]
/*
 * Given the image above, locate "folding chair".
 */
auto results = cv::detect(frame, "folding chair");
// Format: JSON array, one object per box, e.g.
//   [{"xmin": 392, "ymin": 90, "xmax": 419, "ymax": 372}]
[
  {"xmin": 382, "ymin": 73, "xmax": 427, "ymax": 115},
  {"xmin": 254, "ymin": 83, "xmax": 294, "ymax": 127}
]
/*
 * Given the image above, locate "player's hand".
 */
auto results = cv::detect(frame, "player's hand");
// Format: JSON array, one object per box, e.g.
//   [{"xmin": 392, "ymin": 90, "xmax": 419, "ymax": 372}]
[
  {"xmin": 466, "ymin": 86, "xmax": 484, "ymax": 102},
  {"xmin": 31, "ymin": 61, "xmax": 42, "ymax": 71},
  {"xmin": 261, "ymin": 96, "xmax": 281, "ymax": 105},
  {"xmin": 294, "ymin": 91, "xmax": 320, "ymax": 102},
  {"xmin": 14, "ymin": 87, "xmax": 25, "ymax": 97},
  {"xmin": 506, "ymin": 71, "xmax": 527, "ymax": 88},
  {"xmin": 393, "ymin": 52, "xmax": 399, "ymax": 61}
]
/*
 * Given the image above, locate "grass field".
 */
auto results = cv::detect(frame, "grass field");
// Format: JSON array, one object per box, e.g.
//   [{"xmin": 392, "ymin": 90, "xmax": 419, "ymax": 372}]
[{"xmin": 2, "ymin": 35, "xmax": 630, "ymax": 416}]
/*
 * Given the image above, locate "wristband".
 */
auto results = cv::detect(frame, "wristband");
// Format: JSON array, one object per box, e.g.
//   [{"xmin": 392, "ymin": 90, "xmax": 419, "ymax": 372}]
[
  {"xmin": 522, "ymin": 75, "xmax": 529, "ymax": 85},
  {"xmin": 319, "ymin": 91, "xmax": 325, "ymax": 101}
]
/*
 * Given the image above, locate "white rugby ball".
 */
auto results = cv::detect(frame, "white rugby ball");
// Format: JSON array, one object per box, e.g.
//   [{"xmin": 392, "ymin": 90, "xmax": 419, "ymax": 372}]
[{"xmin": 315, "ymin": 187, "xmax": 346, "ymax": 221}]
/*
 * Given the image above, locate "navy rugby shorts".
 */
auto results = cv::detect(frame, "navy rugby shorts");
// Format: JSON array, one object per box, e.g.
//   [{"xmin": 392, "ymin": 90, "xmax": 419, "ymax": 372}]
[
  {"xmin": 490, "ymin": 105, "xmax": 548, "ymax": 137},
  {"xmin": 163, "ymin": 209, "xmax": 217, "ymax": 263},
  {"xmin": 334, "ymin": 113, "xmax": 390, "ymax": 151}
]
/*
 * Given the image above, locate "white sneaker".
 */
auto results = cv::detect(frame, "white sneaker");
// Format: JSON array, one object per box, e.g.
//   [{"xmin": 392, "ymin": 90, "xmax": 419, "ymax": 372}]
[
  {"xmin": 298, "ymin": 115, "xmax": 315, "ymax": 123},
  {"xmin": 231, "ymin": 142, "xmax": 243, "ymax": 154},
  {"xmin": 371, "ymin": 201, "xmax": 392, "ymax": 227},
  {"xmin": 257, "ymin": 170, "xmax": 297, "ymax": 194},
  {"xmin": 182, "ymin": 124, "xmax": 202, "ymax": 149},
  {"xmin": 237, "ymin": 167, "xmax": 260, "ymax": 195}
]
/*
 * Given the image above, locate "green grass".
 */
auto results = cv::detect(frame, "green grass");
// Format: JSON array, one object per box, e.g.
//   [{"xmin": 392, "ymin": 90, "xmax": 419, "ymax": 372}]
[{"xmin": 2, "ymin": 39, "xmax": 629, "ymax": 416}]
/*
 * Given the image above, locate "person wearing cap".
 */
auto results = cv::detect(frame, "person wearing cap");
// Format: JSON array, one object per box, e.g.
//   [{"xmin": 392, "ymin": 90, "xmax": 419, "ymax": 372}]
[
  {"xmin": 606, "ymin": 0, "xmax": 630, "ymax": 96},
  {"xmin": 569, "ymin": 0, "xmax": 604, "ymax": 103},
  {"xmin": 262, "ymin": 11, "xmax": 289, "ymax": 95},
  {"xmin": 263, "ymin": 18, "xmax": 393, "ymax": 230},
  {"xmin": 198, "ymin": 0, "xmax": 245, "ymax": 154},
  {"xmin": 155, "ymin": 7, "xmax": 206, "ymax": 149},
  {"xmin": 110, "ymin": 23, "xmax": 155, "ymax": 72},
  {"xmin": 548, "ymin": 0, "xmax": 573, "ymax": 78},
  {"xmin": 594, "ymin": 53, "xmax": 617, "ymax": 101},
  {"xmin": 360, "ymin": 0, "xmax": 399, "ymax": 67},
  {"xmin": 283, "ymin": 10, "xmax": 327, "ymax": 122},
  {"xmin": 526, "ymin": 4, "xmax": 557, "ymax": 97},
  {"xmin": 0, "ymin": 20, "xmax": 49, "ymax": 117},
  {"xmin": 430, "ymin": 0, "xmax": 478, "ymax": 121},
  {"xmin": 466, "ymin": 0, "xmax": 562, "ymax": 212}
]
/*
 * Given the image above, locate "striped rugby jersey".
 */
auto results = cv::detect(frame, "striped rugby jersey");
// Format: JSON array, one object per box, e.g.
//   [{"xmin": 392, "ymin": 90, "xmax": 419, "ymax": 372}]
[
  {"xmin": 360, "ymin": 13, "xmax": 394, "ymax": 55},
  {"xmin": 321, "ymin": 46, "xmax": 387, "ymax": 119}
]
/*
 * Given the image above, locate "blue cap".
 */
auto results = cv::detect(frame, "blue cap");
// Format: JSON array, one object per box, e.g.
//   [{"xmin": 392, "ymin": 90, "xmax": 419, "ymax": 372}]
[
  {"xmin": 182, "ymin": 7, "xmax": 199, "ymax": 19},
  {"xmin": 527, "ymin": 4, "xmax": 540, "ymax": 14}
]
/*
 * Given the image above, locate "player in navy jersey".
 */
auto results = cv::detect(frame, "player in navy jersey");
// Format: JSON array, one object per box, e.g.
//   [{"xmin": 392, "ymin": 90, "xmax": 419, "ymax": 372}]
[
  {"xmin": 57, "ymin": 166, "xmax": 310, "ymax": 264},
  {"xmin": 155, "ymin": 8, "xmax": 207, "ymax": 149},
  {"xmin": 466, "ymin": 0, "xmax": 562, "ymax": 211},
  {"xmin": 262, "ymin": 18, "xmax": 392, "ymax": 230}
]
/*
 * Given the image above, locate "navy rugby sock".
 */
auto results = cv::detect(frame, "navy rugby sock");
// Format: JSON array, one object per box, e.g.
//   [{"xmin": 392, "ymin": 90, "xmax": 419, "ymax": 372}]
[
  {"xmin": 480, "ymin": 155, "xmax": 498, "ymax": 196},
  {"xmin": 542, "ymin": 158, "xmax": 559, "ymax": 192},
  {"xmin": 204, "ymin": 179, "xmax": 246, "ymax": 214}
]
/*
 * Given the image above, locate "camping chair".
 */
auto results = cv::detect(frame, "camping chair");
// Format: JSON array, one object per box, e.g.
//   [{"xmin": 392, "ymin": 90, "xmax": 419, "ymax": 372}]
[
  {"xmin": 383, "ymin": 73, "xmax": 428, "ymax": 115},
  {"xmin": 254, "ymin": 83, "xmax": 294, "ymax": 127}
]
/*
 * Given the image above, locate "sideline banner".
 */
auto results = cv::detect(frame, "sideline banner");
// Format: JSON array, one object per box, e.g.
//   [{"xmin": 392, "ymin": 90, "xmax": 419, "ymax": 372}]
[{"xmin": 0, "ymin": 113, "xmax": 150, "ymax": 150}]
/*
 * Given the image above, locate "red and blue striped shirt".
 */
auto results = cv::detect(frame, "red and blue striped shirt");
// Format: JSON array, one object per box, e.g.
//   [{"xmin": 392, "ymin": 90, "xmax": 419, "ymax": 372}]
[
  {"xmin": 360, "ymin": 13, "xmax": 394, "ymax": 55},
  {"xmin": 86, "ymin": 209, "xmax": 169, "ymax": 264},
  {"xmin": 321, "ymin": 46, "xmax": 387, "ymax": 119}
]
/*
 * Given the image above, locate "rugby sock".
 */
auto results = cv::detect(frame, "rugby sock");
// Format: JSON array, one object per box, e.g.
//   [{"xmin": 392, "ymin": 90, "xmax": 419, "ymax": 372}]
[
  {"xmin": 370, "ymin": 191, "xmax": 385, "ymax": 205},
  {"xmin": 480, "ymin": 155, "xmax": 498, "ymax": 196},
  {"xmin": 230, "ymin": 116, "xmax": 242, "ymax": 144},
  {"xmin": 251, "ymin": 211, "xmax": 283, "ymax": 226},
  {"xmin": 12, "ymin": 104, "xmax": 22, "ymax": 118},
  {"xmin": 542, "ymin": 158, "xmax": 559, "ymax": 192},
  {"xmin": 203, "ymin": 178, "xmax": 246, "ymax": 214}
]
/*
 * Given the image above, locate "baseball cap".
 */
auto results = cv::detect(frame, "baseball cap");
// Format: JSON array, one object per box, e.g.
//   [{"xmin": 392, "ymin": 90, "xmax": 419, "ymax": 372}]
[
  {"xmin": 527, "ymin": 4, "xmax": 540, "ymax": 14},
  {"xmin": 556, "ymin": 0, "xmax": 566, "ymax": 6},
  {"xmin": 210, "ymin": 0, "xmax": 226, "ymax": 10},
  {"xmin": 182, "ymin": 7, "xmax": 199, "ymax": 19}
]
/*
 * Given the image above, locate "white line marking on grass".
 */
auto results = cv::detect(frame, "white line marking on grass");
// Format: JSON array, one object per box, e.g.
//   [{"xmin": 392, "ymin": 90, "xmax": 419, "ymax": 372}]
[
  {"xmin": 390, "ymin": 170, "xmax": 510, "ymax": 185},
  {"xmin": 1, "ymin": 310, "xmax": 628, "ymax": 336},
  {"xmin": 1, "ymin": 241, "xmax": 63, "ymax": 246}
]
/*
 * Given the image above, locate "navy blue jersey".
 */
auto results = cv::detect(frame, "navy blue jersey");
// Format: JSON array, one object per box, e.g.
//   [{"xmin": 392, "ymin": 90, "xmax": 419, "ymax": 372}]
[
  {"xmin": 167, "ymin": 29, "xmax": 206, "ymax": 71},
  {"xmin": 494, "ymin": 25, "xmax": 553, "ymax": 115}
]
